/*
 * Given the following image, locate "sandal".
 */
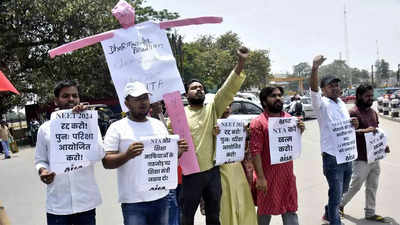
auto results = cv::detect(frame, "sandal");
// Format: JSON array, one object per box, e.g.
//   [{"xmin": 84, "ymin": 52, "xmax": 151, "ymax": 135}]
[{"xmin": 365, "ymin": 215, "xmax": 389, "ymax": 223}]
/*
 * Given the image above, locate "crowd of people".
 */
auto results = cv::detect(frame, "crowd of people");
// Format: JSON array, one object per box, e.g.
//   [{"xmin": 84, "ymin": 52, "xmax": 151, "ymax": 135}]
[{"xmin": 29, "ymin": 49, "xmax": 391, "ymax": 225}]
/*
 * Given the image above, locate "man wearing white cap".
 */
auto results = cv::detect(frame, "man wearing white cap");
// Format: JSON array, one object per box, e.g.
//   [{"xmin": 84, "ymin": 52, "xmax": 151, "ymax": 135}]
[{"xmin": 102, "ymin": 81, "xmax": 188, "ymax": 225}]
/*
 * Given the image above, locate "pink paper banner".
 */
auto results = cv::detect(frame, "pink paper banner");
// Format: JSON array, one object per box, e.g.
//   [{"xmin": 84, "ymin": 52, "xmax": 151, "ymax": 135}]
[
  {"xmin": 48, "ymin": 17, "xmax": 223, "ymax": 58},
  {"xmin": 163, "ymin": 91, "xmax": 200, "ymax": 175},
  {"xmin": 49, "ymin": 31, "xmax": 114, "ymax": 58},
  {"xmin": 112, "ymin": 0, "xmax": 135, "ymax": 29},
  {"xmin": 159, "ymin": 16, "xmax": 223, "ymax": 29}
]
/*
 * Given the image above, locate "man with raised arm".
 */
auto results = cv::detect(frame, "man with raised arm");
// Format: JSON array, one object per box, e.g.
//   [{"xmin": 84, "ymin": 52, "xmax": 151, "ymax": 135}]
[
  {"xmin": 310, "ymin": 55, "xmax": 359, "ymax": 225},
  {"xmin": 181, "ymin": 46, "xmax": 248, "ymax": 225}
]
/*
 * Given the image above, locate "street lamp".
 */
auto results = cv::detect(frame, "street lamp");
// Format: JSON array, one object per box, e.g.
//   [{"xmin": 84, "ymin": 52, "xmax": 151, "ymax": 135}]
[{"xmin": 397, "ymin": 64, "xmax": 400, "ymax": 87}]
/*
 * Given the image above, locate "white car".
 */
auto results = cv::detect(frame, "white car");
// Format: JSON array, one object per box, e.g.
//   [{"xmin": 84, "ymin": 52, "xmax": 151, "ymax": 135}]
[
  {"xmin": 205, "ymin": 93, "xmax": 263, "ymax": 124},
  {"xmin": 235, "ymin": 92, "xmax": 261, "ymax": 105},
  {"xmin": 229, "ymin": 97, "xmax": 263, "ymax": 124},
  {"xmin": 300, "ymin": 97, "xmax": 317, "ymax": 119}
]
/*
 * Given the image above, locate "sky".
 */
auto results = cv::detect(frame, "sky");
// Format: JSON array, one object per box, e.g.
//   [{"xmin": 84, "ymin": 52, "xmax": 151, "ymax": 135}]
[{"xmin": 145, "ymin": 0, "xmax": 400, "ymax": 74}]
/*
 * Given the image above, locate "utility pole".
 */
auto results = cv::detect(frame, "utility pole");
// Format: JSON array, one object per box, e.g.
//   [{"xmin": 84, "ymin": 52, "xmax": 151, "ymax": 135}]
[
  {"xmin": 344, "ymin": 4, "xmax": 351, "ymax": 88},
  {"xmin": 371, "ymin": 65, "xmax": 374, "ymax": 87},
  {"xmin": 397, "ymin": 64, "xmax": 400, "ymax": 87}
]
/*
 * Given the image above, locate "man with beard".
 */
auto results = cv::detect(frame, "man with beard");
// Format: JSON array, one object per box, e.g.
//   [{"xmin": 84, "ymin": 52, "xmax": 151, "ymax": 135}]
[
  {"xmin": 102, "ymin": 81, "xmax": 188, "ymax": 225},
  {"xmin": 181, "ymin": 46, "xmax": 248, "ymax": 225},
  {"xmin": 310, "ymin": 55, "xmax": 359, "ymax": 225},
  {"xmin": 339, "ymin": 84, "xmax": 390, "ymax": 222},
  {"xmin": 249, "ymin": 86, "xmax": 305, "ymax": 225},
  {"xmin": 35, "ymin": 80, "xmax": 104, "ymax": 225}
]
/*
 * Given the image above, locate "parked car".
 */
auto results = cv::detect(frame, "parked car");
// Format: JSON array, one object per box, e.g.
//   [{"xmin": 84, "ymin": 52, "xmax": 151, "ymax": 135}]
[
  {"xmin": 229, "ymin": 97, "xmax": 263, "ymax": 124},
  {"xmin": 382, "ymin": 87, "xmax": 400, "ymax": 100},
  {"xmin": 204, "ymin": 94, "xmax": 263, "ymax": 124},
  {"xmin": 341, "ymin": 89, "xmax": 356, "ymax": 103},
  {"xmin": 235, "ymin": 92, "xmax": 260, "ymax": 105},
  {"xmin": 89, "ymin": 104, "xmax": 120, "ymax": 136},
  {"xmin": 392, "ymin": 90, "xmax": 400, "ymax": 99},
  {"xmin": 300, "ymin": 97, "xmax": 317, "ymax": 119}
]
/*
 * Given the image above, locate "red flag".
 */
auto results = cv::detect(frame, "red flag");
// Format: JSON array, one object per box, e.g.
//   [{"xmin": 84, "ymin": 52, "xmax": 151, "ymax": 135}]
[{"xmin": 0, "ymin": 70, "xmax": 20, "ymax": 95}]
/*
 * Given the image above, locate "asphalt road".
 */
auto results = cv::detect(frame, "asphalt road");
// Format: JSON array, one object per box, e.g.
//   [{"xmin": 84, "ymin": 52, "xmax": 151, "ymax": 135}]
[{"xmin": 1, "ymin": 108, "xmax": 399, "ymax": 225}]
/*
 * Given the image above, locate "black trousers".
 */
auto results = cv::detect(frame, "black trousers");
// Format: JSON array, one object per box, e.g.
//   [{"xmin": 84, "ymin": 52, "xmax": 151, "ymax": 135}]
[{"xmin": 181, "ymin": 166, "xmax": 222, "ymax": 225}]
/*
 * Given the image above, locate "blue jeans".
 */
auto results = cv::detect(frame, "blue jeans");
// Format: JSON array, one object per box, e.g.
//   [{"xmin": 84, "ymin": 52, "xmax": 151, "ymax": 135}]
[
  {"xmin": 168, "ymin": 185, "xmax": 181, "ymax": 225},
  {"xmin": 322, "ymin": 153, "xmax": 352, "ymax": 225},
  {"xmin": 1, "ymin": 141, "xmax": 10, "ymax": 158},
  {"xmin": 121, "ymin": 196, "xmax": 169, "ymax": 225},
  {"xmin": 46, "ymin": 209, "xmax": 96, "ymax": 225}
]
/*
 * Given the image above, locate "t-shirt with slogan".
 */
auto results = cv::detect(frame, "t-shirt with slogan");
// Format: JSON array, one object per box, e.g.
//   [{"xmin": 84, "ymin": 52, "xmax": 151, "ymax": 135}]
[{"xmin": 103, "ymin": 117, "xmax": 169, "ymax": 203}]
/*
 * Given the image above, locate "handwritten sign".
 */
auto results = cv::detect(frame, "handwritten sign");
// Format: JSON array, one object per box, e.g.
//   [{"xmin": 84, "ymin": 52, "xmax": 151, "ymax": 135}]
[
  {"xmin": 268, "ymin": 117, "xmax": 301, "ymax": 165},
  {"xmin": 163, "ymin": 91, "xmax": 200, "ymax": 175},
  {"xmin": 101, "ymin": 21, "xmax": 185, "ymax": 111},
  {"xmin": 49, "ymin": 110, "xmax": 100, "ymax": 174},
  {"xmin": 134, "ymin": 135, "xmax": 179, "ymax": 192},
  {"xmin": 365, "ymin": 128, "xmax": 387, "ymax": 163},
  {"xmin": 215, "ymin": 119, "xmax": 246, "ymax": 165},
  {"xmin": 330, "ymin": 119, "xmax": 357, "ymax": 164}
]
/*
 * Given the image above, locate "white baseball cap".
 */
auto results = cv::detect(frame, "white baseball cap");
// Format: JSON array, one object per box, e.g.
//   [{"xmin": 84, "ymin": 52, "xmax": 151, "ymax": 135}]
[{"xmin": 124, "ymin": 81, "xmax": 152, "ymax": 98}]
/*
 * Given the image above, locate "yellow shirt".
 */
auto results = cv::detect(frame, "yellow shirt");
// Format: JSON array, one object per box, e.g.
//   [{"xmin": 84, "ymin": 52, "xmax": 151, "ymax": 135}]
[{"xmin": 185, "ymin": 70, "xmax": 246, "ymax": 172}]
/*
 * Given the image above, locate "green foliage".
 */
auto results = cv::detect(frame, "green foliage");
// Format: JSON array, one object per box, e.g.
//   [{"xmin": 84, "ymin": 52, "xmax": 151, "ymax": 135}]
[
  {"xmin": 375, "ymin": 59, "xmax": 390, "ymax": 85},
  {"xmin": 292, "ymin": 62, "xmax": 311, "ymax": 90},
  {"xmin": 318, "ymin": 60, "xmax": 352, "ymax": 88},
  {"xmin": 179, "ymin": 32, "xmax": 271, "ymax": 92},
  {"xmin": 0, "ymin": 0, "xmax": 178, "ymax": 115}
]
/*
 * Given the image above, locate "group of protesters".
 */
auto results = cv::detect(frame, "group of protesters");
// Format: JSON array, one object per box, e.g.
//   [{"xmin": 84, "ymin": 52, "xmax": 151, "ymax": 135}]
[{"xmin": 32, "ymin": 47, "xmax": 390, "ymax": 225}]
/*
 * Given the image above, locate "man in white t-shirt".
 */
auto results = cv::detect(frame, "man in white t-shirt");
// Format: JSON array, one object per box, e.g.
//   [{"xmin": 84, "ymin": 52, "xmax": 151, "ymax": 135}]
[
  {"xmin": 35, "ymin": 80, "xmax": 104, "ymax": 225},
  {"xmin": 102, "ymin": 81, "xmax": 188, "ymax": 225},
  {"xmin": 310, "ymin": 55, "xmax": 359, "ymax": 225}
]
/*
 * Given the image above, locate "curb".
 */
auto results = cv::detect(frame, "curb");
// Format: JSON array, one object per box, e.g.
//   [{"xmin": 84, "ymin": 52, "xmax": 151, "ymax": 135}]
[{"xmin": 377, "ymin": 113, "xmax": 400, "ymax": 123}]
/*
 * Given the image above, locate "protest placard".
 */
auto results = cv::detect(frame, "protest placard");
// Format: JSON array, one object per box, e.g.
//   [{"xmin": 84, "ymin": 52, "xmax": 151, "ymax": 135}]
[
  {"xmin": 365, "ymin": 128, "xmax": 387, "ymax": 163},
  {"xmin": 134, "ymin": 135, "xmax": 179, "ymax": 192},
  {"xmin": 101, "ymin": 21, "xmax": 185, "ymax": 112},
  {"xmin": 330, "ymin": 119, "xmax": 358, "ymax": 164},
  {"xmin": 215, "ymin": 119, "xmax": 246, "ymax": 165},
  {"xmin": 268, "ymin": 117, "xmax": 301, "ymax": 165},
  {"xmin": 49, "ymin": 110, "xmax": 100, "ymax": 174}
]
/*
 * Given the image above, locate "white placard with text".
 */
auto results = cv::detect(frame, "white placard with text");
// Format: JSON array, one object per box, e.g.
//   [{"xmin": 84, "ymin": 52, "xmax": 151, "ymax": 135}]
[
  {"xmin": 365, "ymin": 128, "xmax": 387, "ymax": 163},
  {"xmin": 101, "ymin": 21, "xmax": 185, "ymax": 111},
  {"xmin": 49, "ymin": 110, "xmax": 100, "ymax": 174},
  {"xmin": 268, "ymin": 117, "xmax": 302, "ymax": 165},
  {"xmin": 215, "ymin": 119, "xmax": 246, "ymax": 165},
  {"xmin": 134, "ymin": 135, "xmax": 179, "ymax": 192}
]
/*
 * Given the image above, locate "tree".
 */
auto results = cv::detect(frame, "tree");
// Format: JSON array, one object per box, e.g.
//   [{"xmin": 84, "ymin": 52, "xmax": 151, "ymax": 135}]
[
  {"xmin": 293, "ymin": 62, "xmax": 311, "ymax": 78},
  {"xmin": 242, "ymin": 50, "xmax": 271, "ymax": 90},
  {"xmin": 180, "ymin": 32, "xmax": 271, "ymax": 92},
  {"xmin": 292, "ymin": 62, "xmax": 311, "ymax": 90},
  {"xmin": 318, "ymin": 59, "xmax": 352, "ymax": 88},
  {"xmin": 0, "ymin": 0, "xmax": 178, "ymax": 115},
  {"xmin": 350, "ymin": 68, "xmax": 370, "ymax": 85},
  {"xmin": 375, "ymin": 59, "xmax": 390, "ymax": 86}
]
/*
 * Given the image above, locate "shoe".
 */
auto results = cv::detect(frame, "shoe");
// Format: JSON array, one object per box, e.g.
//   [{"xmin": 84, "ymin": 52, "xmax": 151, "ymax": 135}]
[
  {"xmin": 322, "ymin": 215, "xmax": 329, "ymax": 223},
  {"xmin": 4, "ymin": 156, "xmax": 11, "ymax": 159},
  {"xmin": 366, "ymin": 215, "xmax": 389, "ymax": 223},
  {"xmin": 339, "ymin": 206, "xmax": 344, "ymax": 218}
]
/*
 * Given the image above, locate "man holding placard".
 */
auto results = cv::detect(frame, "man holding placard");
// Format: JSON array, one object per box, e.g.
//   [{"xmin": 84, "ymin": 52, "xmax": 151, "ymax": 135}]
[
  {"xmin": 102, "ymin": 81, "xmax": 188, "ymax": 225},
  {"xmin": 339, "ymin": 84, "xmax": 390, "ymax": 222},
  {"xmin": 35, "ymin": 80, "xmax": 104, "ymax": 225},
  {"xmin": 181, "ymin": 46, "xmax": 248, "ymax": 225},
  {"xmin": 310, "ymin": 55, "xmax": 359, "ymax": 225},
  {"xmin": 250, "ymin": 86, "xmax": 305, "ymax": 225}
]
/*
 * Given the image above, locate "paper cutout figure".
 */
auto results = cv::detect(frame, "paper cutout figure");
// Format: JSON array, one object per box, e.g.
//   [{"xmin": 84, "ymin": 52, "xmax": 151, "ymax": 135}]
[{"xmin": 48, "ymin": 0, "xmax": 221, "ymax": 175}]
